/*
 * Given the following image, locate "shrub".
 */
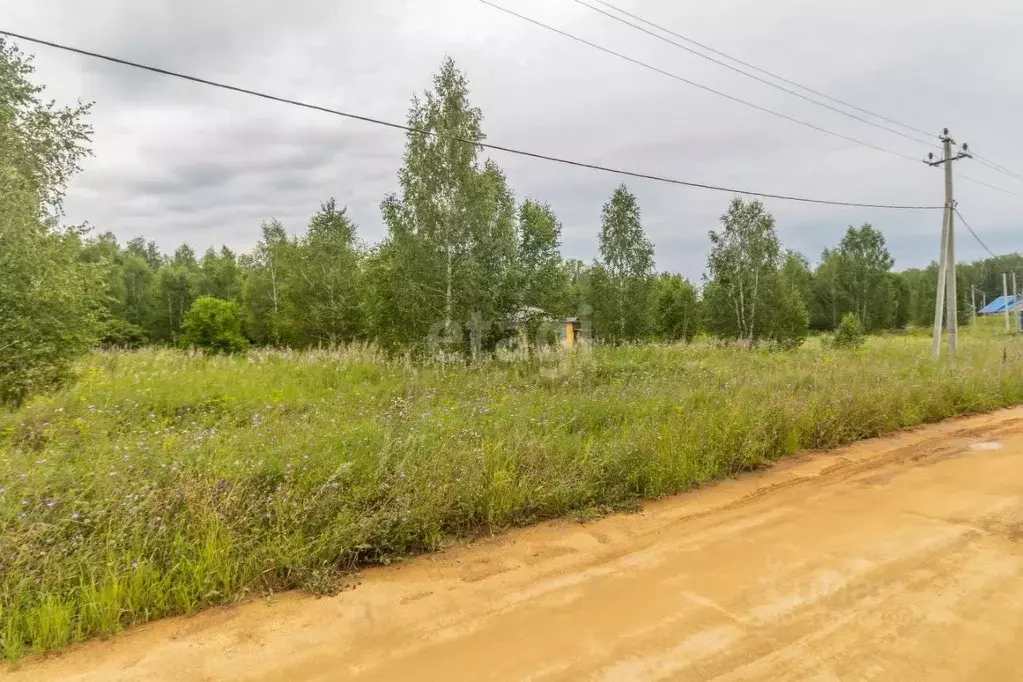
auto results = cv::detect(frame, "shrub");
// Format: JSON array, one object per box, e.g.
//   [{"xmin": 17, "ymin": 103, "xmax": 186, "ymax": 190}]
[
  {"xmin": 833, "ymin": 312, "xmax": 865, "ymax": 349},
  {"xmin": 179, "ymin": 297, "xmax": 248, "ymax": 354},
  {"xmin": 97, "ymin": 318, "xmax": 148, "ymax": 349}
]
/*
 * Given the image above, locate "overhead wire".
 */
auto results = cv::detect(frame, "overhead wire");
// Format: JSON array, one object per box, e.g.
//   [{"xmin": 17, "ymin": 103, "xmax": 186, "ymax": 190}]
[
  {"xmin": 589, "ymin": 0, "xmax": 934, "ymax": 139},
  {"xmin": 570, "ymin": 0, "xmax": 938, "ymax": 149},
  {"xmin": 970, "ymin": 153, "xmax": 1022, "ymax": 180},
  {"xmin": 0, "ymin": 28, "xmax": 944, "ymax": 210},
  {"xmin": 957, "ymin": 173, "xmax": 1023, "ymax": 197},
  {"xmin": 477, "ymin": 1, "xmax": 924, "ymax": 164},
  {"xmin": 954, "ymin": 207, "xmax": 997, "ymax": 258},
  {"xmin": 582, "ymin": 0, "xmax": 1023, "ymax": 186}
]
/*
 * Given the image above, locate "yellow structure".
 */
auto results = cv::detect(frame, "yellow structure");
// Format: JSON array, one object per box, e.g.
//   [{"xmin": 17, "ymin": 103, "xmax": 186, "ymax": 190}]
[{"xmin": 563, "ymin": 318, "xmax": 581, "ymax": 346}]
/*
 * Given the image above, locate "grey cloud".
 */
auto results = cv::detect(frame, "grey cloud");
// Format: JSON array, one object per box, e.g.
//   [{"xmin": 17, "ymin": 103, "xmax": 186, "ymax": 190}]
[{"xmin": 4, "ymin": 0, "xmax": 1021, "ymax": 278}]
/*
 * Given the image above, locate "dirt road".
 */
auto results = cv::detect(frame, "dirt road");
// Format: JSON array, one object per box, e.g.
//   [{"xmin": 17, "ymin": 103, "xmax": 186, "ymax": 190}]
[{"xmin": 7, "ymin": 408, "xmax": 1023, "ymax": 681}]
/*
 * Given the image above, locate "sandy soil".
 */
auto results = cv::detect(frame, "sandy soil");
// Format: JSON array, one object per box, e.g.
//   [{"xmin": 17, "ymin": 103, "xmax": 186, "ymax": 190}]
[{"xmin": 6, "ymin": 407, "xmax": 1023, "ymax": 681}]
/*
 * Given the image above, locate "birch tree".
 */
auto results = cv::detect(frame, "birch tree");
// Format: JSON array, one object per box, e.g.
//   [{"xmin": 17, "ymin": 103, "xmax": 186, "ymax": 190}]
[
  {"xmin": 0, "ymin": 38, "xmax": 99, "ymax": 404},
  {"xmin": 705, "ymin": 198, "xmax": 779, "ymax": 340},
  {"xmin": 242, "ymin": 219, "xmax": 294, "ymax": 345},
  {"xmin": 590, "ymin": 185, "xmax": 655, "ymax": 342},
  {"xmin": 370, "ymin": 58, "xmax": 517, "ymax": 351},
  {"xmin": 704, "ymin": 197, "xmax": 807, "ymax": 345},
  {"xmin": 515, "ymin": 199, "xmax": 567, "ymax": 316},
  {"xmin": 290, "ymin": 199, "xmax": 364, "ymax": 346}
]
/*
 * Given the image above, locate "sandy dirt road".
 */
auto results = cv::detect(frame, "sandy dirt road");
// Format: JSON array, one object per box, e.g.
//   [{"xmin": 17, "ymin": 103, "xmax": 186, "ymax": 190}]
[{"xmin": 7, "ymin": 407, "xmax": 1023, "ymax": 681}]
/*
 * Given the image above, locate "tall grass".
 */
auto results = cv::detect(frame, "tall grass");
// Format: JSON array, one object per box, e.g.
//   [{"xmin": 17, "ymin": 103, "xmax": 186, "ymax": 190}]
[{"xmin": 2, "ymin": 334, "xmax": 1022, "ymax": 658}]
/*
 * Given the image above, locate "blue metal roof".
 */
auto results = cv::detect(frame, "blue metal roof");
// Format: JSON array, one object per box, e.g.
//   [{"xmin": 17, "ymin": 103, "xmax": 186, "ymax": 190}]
[{"xmin": 979, "ymin": 295, "xmax": 1019, "ymax": 314}]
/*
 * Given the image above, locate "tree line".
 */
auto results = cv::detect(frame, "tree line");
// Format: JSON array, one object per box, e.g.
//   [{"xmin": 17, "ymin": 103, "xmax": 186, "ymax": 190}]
[{"xmin": 2, "ymin": 42, "xmax": 1020, "ymax": 404}]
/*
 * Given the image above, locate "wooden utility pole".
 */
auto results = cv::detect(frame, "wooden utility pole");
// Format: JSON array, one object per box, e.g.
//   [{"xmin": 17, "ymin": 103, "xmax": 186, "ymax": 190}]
[
  {"xmin": 925, "ymin": 129, "xmax": 971, "ymax": 357},
  {"xmin": 971, "ymin": 284, "xmax": 977, "ymax": 327}
]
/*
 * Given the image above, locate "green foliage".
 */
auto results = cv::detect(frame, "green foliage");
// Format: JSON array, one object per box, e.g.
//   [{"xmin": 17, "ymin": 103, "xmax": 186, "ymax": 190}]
[
  {"xmin": 0, "ymin": 206, "xmax": 102, "ymax": 405},
  {"xmin": 282, "ymin": 200, "xmax": 365, "ymax": 347},
  {"xmin": 0, "ymin": 38, "xmax": 93, "ymax": 216},
  {"xmin": 199, "ymin": 246, "xmax": 242, "ymax": 302},
  {"xmin": 179, "ymin": 297, "xmax": 248, "ymax": 354},
  {"xmin": 0, "ymin": 38, "xmax": 99, "ymax": 406},
  {"xmin": 517, "ymin": 199, "xmax": 568, "ymax": 316},
  {"xmin": 4, "ymin": 335, "xmax": 1023, "ymax": 657},
  {"xmin": 654, "ymin": 273, "xmax": 699, "ymax": 342},
  {"xmin": 814, "ymin": 224, "xmax": 896, "ymax": 332},
  {"xmin": 241, "ymin": 219, "xmax": 295, "ymax": 345},
  {"xmin": 832, "ymin": 312, "xmax": 866, "ymax": 349},
  {"xmin": 769, "ymin": 282, "xmax": 810, "ymax": 349},
  {"xmin": 370, "ymin": 58, "xmax": 518, "ymax": 351},
  {"xmin": 704, "ymin": 197, "xmax": 806, "ymax": 346},
  {"xmin": 10, "ymin": 51, "xmax": 974, "ymax": 361},
  {"xmin": 97, "ymin": 318, "xmax": 147, "ymax": 349},
  {"xmin": 591, "ymin": 185, "xmax": 655, "ymax": 343}
]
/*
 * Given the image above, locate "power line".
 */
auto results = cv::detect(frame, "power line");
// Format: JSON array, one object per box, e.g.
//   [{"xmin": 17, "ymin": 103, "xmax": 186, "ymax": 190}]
[
  {"xmin": 589, "ymin": 0, "xmax": 934, "ymax": 139},
  {"xmin": 970, "ymin": 153, "xmax": 1022, "ymax": 181},
  {"xmin": 954, "ymin": 208, "xmax": 997, "ymax": 258},
  {"xmin": 478, "ymin": 1, "xmax": 923, "ymax": 164},
  {"xmin": 957, "ymin": 173, "xmax": 1023, "ymax": 197},
  {"xmin": 570, "ymin": 0, "xmax": 938, "ymax": 149},
  {"xmin": 584, "ymin": 0, "xmax": 1023, "ymax": 187},
  {"xmin": 0, "ymin": 28, "xmax": 944, "ymax": 211}
]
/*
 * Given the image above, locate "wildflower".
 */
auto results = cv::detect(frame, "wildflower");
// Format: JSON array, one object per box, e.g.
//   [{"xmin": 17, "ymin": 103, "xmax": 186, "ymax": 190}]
[
  {"xmin": 72, "ymin": 512, "xmax": 80, "ymax": 520},
  {"xmin": 109, "ymin": 471, "xmax": 117, "ymax": 477}
]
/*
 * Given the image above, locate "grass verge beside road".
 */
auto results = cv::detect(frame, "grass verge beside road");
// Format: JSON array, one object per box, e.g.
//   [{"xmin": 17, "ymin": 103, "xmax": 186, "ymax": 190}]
[{"xmin": 2, "ymin": 334, "xmax": 1022, "ymax": 658}]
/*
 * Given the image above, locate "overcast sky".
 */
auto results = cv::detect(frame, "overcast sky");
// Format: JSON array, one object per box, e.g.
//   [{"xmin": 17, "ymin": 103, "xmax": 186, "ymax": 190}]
[{"xmin": 3, "ymin": 0, "xmax": 1021, "ymax": 277}]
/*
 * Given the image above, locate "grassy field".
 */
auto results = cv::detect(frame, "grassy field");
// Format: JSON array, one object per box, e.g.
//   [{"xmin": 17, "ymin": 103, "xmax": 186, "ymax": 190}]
[{"xmin": 2, "ymin": 332, "xmax": 1023, "ymax": 658}]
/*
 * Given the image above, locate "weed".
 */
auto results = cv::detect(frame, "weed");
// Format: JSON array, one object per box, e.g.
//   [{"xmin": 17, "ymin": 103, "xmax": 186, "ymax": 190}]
[{"xmin": 1, "ymin": 334, "xmax": 1022, "ymax": 658}]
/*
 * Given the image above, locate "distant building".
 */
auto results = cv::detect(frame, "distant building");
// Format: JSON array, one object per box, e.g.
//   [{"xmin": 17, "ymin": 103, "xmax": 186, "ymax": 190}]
[
  {"xmin": 510, "ymin": 308, "xmax": 584, "ymax": 347},
  {"xmin": 978, "ymin": 295, "xmax": 1019, "ymax": 316}
]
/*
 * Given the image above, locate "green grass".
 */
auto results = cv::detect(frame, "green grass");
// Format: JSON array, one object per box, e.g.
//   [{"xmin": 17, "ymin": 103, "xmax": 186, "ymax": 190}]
[{"xmin": 2, "ymin": 332, "xmax": 1023, "ymax": 658}]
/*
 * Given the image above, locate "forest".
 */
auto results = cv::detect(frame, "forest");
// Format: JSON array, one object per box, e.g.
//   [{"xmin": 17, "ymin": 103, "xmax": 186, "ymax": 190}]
[{"xmin": 5, "ymin": 44, "xmax": 1020, "ymax": 408}]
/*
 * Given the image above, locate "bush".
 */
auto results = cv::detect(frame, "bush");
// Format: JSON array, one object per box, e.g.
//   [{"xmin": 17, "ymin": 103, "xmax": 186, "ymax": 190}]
[
  {"xmin": 97, "ymin": 318, "xmax": 148, "ymax": 349},
  {"xmin": 833, "ymin": 312, "xmax": 865, "ymax": 349},
  {"xmin": 179, "ymin": 297, "xmax": 248, "ymax": 354}
]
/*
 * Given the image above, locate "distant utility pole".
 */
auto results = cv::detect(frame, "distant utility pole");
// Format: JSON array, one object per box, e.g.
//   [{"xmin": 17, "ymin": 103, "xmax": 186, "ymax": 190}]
[
  {"xmin": 1014, "ymin": 272, "xmax": 1019, "ymax": 333},
  {"xmin": 926, "ymin": 129, "xmax": 972, "ymax": 358},
  {"xmin": 971, "ymin": 284, "xmax": 977, "ymax": 327},
  {"xmin": 1004, "ymin": 273, "xmax": 1011, "ymax": 332}
]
